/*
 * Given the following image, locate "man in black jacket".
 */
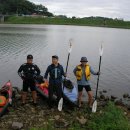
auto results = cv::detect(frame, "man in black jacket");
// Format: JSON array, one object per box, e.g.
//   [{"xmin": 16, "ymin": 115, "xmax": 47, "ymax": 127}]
[
  {"xmin": 18, "ymin": 54, "xmax": 40, "ymax": 105},
  {"xmin": 44, "ymin": 55, "xmax": 66, "ymax": 108}
]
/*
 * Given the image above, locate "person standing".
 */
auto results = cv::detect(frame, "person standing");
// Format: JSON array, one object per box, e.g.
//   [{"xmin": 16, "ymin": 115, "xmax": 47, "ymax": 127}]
[
  {"xmin": 73, "ymin": 57, "xmax": 100, "ymax": 108},
  {"xmin": 44, "ymin": 55, "xmax": 66, "ymax": 108},
  {"xmin": 18, "ymin": 54, "xmax": 40, "ymax": 105}
]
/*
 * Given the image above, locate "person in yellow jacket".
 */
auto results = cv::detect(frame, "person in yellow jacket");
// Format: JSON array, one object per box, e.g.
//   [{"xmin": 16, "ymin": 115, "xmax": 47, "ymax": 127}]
[{"xmin": 73, "ymin": 57, "xmax": 100, "ymax": 108}]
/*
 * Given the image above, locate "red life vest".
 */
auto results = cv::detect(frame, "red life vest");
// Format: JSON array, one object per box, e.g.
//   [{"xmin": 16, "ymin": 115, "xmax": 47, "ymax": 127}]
[{"xmin": 0, "ymin": 96, "xmax": 6, "ymax": 107}]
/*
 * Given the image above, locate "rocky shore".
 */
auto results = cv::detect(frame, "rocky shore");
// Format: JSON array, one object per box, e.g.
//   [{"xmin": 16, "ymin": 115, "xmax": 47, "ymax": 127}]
[{"xmin": 0, "ymin": 88, "xmax": 130, "ymax": 130}]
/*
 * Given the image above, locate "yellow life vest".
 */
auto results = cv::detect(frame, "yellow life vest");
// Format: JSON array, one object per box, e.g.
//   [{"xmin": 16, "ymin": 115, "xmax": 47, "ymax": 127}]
[{"xmin": 75, "ymin": 64, "xmax": 91, "ymax": 81}]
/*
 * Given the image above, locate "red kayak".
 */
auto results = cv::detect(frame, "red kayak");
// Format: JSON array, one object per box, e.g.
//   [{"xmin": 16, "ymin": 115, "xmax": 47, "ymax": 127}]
[
  {"xmin": 0, "ymin": 81, "xmax": 12, "ymax": 117},
  {"xmin": 36, "ymin": 81, "xmax": 49, "ymax": 99}
]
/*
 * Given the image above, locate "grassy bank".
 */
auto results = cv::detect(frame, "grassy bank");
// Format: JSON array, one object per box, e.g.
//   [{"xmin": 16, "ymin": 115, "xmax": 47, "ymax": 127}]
[
  {"xmin": 30, "ymin": 102, "xmax": 130, "ymax": 130},
  {"xmin": 3, "ymin": 16, "xmax": 130, "ymax": 29}
]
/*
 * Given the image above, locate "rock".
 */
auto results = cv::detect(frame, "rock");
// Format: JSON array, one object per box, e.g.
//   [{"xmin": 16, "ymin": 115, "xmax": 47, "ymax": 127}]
[
  {"xmin": 103, "ymin": 90, "xmax": 107, "ymax": 93},
  {"xmin": 39, "ymin": 110, "xmax": 45, "ymax": 116},
  {"xmin": 99, "ymin": 110, "xmax": 103, "ymax": 114},
  {"xmin": 76, "ymin": 116, "xmax": 87, "ymax": 125},
  {"xmin": 54, "ymin": 119, "xmax": 69, "ymax": 128},
  {"xmin": 124, "ymin": 112, "xmax": 127, "ymax": 116},
  {"xmin": 123, "ymin": 93, "xmax": 129, "ymax": 98},
  {"xmin": 99, "ymin": 101, "xmax": 107, "ymax": 107},
  {"xmin": 127, "ymin": 105, "xmax": 130, "ymax": 111},
  {"xmin": 54, "ymin": 115, "xmax": 60, "ymax": 120},
  {"xmin": 100, "ymin": 94, "xmax": 105, "ymax": 100},
  {"xmin": 104, "ymin": 96, "xmax": 110, "ymax": 101},
  {"xmin": 115, "ymin": 99, "xmax": 124, "ymax": 106},
  {"xmin": 12, "ymin": 122, "xmax": 23, "ymax": 130},
  {"xmin": 99, "ymin": 91, "xmax": 102, "ymax": 95},
  {"xmin": 111, "ymin": 95, "xmax": 117, "ymax": 101},
  {"xmin": 30, "ymin": 108, "xmax": 36, "ymax": 113}
]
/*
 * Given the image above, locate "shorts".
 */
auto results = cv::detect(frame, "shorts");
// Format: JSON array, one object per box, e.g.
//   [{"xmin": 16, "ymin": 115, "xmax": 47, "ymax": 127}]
[
  {"xmin": 23, "ymin": 80, "xmax": 35, "ymax": 92},
  {"xmin": 78, "ymin": 85, "xmax": 91, "ymax": 92}
]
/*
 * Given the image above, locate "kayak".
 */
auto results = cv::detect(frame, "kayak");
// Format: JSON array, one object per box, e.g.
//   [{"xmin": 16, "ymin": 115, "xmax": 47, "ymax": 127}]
[
  {"xmin": 0, "ymin": 81, "xmax": 12, "ymax": 117},
  {"xmin": 35, "ymin": 82, "xmax": 49, "ymax": 99},
  {"xmin": 63, "ymin": 86, "xmax": 78, "ymax": 107},
  {"xmin": 35, "ymin": 79, "xmax": 78, "ymax": 107}
]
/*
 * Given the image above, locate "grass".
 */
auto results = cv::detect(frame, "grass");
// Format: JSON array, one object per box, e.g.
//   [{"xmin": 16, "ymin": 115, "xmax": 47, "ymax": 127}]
[
  {"xmin": 3, "ymin": 16, "xmax": 130, "ymax": 29},
  {"xmin": 87, "ymin": 102, "xmax": 130, "ymax": 130},
  {"xmin": 29, "ymin": 102, "xmax": 130, "ymax": 130}
]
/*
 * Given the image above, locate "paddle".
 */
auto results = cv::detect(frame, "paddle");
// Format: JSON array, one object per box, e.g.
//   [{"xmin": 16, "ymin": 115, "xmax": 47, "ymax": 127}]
[
  {"xmin": 58, "ymin": 39, "xmax": 73, "ymax": 111},
  {"xmin": 92, "ymin": 44, "xmax": 103, "ymax": 113}
]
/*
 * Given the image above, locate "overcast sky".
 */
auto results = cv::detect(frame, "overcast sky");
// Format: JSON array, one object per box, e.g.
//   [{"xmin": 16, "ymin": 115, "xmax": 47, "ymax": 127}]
[{"xmin": 29, "ymin": 0, "xmax": 130, "ymax": 20}]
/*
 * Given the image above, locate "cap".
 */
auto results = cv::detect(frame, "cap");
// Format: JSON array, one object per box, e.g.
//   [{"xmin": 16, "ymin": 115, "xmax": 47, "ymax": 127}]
[
  {"xmin": 80, "ymin": 57, "xmax": 88, "ymax": 62},
  {"xmin": 52, "ymin": 55, "xmax": 59, "ymax": 59},
  {"xmin": 27, "ymin": 54, "xmax": 33, "ymax": 59}
]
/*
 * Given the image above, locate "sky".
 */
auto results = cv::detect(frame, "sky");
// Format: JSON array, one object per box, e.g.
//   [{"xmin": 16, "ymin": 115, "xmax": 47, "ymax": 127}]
[{"xmin": 29, "ymin": 0, "xmax": 130, "ymax": 20}]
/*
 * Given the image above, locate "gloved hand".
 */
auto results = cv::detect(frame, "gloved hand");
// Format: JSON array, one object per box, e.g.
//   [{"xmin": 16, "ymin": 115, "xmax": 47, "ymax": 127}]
[
  {"xmin": 21, "ymin": 76, "xmax": 26, "ymax": 80},
  {"xmin": 64, "ymin": 73, "xmax": 67, "ymax": 77},
  {"xmin": 44, "ymin": 78, "xmax": 48, "ymax": 83},
  {"xmin": 97, "ymin": 72, "xmax": 101, "ymax": 75},
  {"xmin": 33, "ymin": 75, "xmax": 37, "ymax": 80}
]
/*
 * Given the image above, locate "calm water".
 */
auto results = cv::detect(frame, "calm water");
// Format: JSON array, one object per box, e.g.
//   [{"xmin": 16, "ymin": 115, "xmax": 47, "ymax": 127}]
[{"xmin": 0, "ymin": 24, "xmax": 130, "ymax": 98}]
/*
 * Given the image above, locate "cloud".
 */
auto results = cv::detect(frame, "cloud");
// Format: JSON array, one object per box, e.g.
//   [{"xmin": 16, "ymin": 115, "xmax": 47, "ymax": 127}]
[{"xmin": 29, "ymin": 0, "xmax": 130, "ymax": 20}]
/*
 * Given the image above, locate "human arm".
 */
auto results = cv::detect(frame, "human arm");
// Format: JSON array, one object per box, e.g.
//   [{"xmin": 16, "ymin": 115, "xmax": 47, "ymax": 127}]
[
  {"xmin": 90, "ymin": 66, "xmax": 100, "ymax": 75},
  {"xmin": 73, "ymin": 67, "xmax": 77, "ymax": 76},
  {"xmin": 61, "ymin": 65, "xmax": 66, "ymax": 77},
  {"xmin": 34, "ymin": 65, "xmax": 41, "ymax": 76},
  {"xmin": 44, "ymin": 66, "xmax": 50, "ymax": 80},
  {"xmin": 18, "ymin": 65, "xmax": 25, "ymax": 80}
]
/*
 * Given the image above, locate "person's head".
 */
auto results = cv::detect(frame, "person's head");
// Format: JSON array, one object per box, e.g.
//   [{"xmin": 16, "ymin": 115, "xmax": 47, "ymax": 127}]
[
  {"xmin": 80, "ymin": 57, "xmax": 88, "ymax": 66},
  {"xmin": 52, "ymin": 55, "xmax": 59, "ymax": 65},
  {"xmin": 27, "ymin": 54, "xmax": 33, "ymax": 64},
  {"xmin": 36, "ymin": 75, "xmax": 44, "ymax": 84}
]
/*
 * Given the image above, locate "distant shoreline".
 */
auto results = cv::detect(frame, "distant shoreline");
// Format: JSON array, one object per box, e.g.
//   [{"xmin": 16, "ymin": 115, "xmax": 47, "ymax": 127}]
[{"xmin": 1, "ymin": 16, "xmax": 130, "ymax": 29}]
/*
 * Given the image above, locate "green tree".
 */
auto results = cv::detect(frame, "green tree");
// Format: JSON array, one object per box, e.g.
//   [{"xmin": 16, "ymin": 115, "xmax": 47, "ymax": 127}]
[{"xmin": 0, "ymin": 0, "xmax": 53, "ymax": 16}]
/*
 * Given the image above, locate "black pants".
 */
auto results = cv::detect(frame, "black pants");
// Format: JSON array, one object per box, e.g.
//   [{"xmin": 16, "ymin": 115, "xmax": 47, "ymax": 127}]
[{"xmin": 48, "ymin": 81, "xmax": 62, "ymax": 107}]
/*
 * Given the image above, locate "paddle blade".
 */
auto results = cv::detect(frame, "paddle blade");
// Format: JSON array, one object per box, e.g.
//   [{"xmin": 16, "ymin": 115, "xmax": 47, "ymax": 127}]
[
  {"xmin": 99, "ymin": 44, "xmax": 103, "ymax": 56},
  {"xmin": 92, "ymin": 100, "xmax": 97, "ymax": 113},
  {"xmin": 58, "ymin": 98, "xmax": 63, "ymax": 111},
  {"xmin": 68, "ymin": 47, "xmax": 72, "ymax": 53}
]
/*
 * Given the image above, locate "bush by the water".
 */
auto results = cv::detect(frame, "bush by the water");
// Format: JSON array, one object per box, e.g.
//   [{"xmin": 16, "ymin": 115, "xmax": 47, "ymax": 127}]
[{"xmin": 4, "ymin": 16, "xmax": 130, "ymax": 29}]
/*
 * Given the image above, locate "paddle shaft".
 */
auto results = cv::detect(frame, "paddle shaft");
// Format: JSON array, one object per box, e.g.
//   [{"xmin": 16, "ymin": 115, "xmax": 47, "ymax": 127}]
[
  {"xmin": 58, "ymin": 43, "xmax": 72, "ymax": 111},
  {"xmin": 95, "ymin": 55, "xmax": 102, "ymax": 99},
  {"xmin": 65, "ymin": 52, "xmax": 70, "ymax": 74},
  {"xmin": 61, "ymin": 42, "xmax": 72, "ymax": 95},
  {"xmin": 63, "ymin": 48, "xmax": 71, "ymax": 91}
]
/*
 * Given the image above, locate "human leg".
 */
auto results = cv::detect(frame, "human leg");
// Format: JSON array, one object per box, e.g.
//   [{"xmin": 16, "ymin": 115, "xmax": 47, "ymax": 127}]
[
  {"xmin": 78, "ymin": 85, "xmax": 84, "ymax": 107},
  {"xmin": 22, "ymin": 81, "xmax": 28, "ymax": 104},
  {"xmin": 84, "ymin": 85, "xmax": 93, "ymax": 107}
]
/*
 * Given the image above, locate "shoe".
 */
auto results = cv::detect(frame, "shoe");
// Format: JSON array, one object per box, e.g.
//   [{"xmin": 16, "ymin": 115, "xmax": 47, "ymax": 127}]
[
  {"xmin": 33, "ymin": 102, "xmax": 38, "ymax": 107},
  {"xmin": 21, "ymin": 102, "xmax": 26, "ymax": 106},
  {"xmin": 87, "ymin": 106, "xmax": 92, "ymax": 113},
  {"xmin": 78, "ymin": 104, "xmax": 82, "ymax": 108}
]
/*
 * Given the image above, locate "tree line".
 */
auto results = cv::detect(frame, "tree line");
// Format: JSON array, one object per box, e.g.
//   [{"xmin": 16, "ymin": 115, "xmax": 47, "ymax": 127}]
[{"xmin": 0, "ymin": 0, "xmax": 53, "ymax": 16}]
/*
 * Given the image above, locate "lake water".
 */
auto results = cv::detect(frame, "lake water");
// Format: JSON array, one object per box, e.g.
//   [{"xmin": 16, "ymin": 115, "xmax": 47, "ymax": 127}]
[{"xmin": 0, "ymin": 24, "xmax": 130, "ymax": 98}]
